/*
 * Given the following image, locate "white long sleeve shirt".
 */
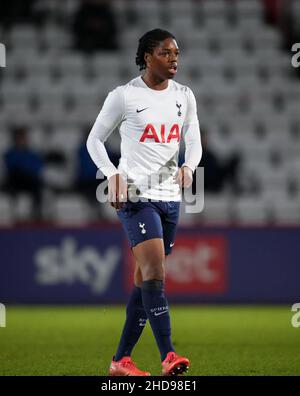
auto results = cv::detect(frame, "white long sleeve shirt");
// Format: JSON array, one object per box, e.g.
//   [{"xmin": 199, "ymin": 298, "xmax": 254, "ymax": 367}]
[{"xmin": 87, "ymin": 76, "xmax": 202, "ymax": 201}]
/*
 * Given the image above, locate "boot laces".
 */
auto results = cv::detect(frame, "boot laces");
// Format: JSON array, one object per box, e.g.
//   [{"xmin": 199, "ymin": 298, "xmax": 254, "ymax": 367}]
[
  {"xmin": 167, "ymin": 352, "xmax": 176, "ymax": 363},
  {"xmin": 122, "ymin": 358, "xmax": 135, "ymax": 368}
]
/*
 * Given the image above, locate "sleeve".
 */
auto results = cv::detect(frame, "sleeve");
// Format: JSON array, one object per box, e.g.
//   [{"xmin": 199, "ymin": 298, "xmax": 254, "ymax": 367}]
[
  {"xmin": 181, "ymin": 87, "xmax": 202, "ymax": 173},
  {"xmin": 86, "ymin": 86, "xmax": 125, "ymax": 179}
]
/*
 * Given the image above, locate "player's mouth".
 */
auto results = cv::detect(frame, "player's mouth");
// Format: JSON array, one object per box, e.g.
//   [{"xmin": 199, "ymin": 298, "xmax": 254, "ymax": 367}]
[{"xmin": 168, "ymin": 63, "xmax": 178, "ymax": 75}]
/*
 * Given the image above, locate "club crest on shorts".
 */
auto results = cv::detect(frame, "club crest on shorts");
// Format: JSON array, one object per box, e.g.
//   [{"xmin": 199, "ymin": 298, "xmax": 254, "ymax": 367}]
[{"xmin": 138, "ymin": 222, "xmax": 146, "ymax": 234}]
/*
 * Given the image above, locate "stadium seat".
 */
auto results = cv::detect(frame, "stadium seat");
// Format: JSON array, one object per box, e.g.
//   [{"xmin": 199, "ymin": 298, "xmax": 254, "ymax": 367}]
[
  {"xmin": 14, "ymin": 194, "xmax": 34, "ymax": 222},
  {"xmin": 0, "ymin": 130, "xmax": 11, "ymax": 155},
  {"xmin": 270, "ymin": 193, "xmax": 300, "ymax": 225},
  {"xmin": 234, "ymin": 196, "xmax": 269, "ymax": 225},
  {"xmin": 0, "ymin": 194, "xmax": 14, "ymax": 225},
  {"xmin": 203, "ymin": 17, "xmax": 231, "ymax": 32},
  {"xmin": 91, "ymin": 53, "xmax": 122, "ymax": 76},
  {"xmin": 55, "ymin": 53, "xmax": 87, "ymax": 76},
  {"xmin": 208, "ymin": 128, "xmax": 241, "ymax": 161},
  {"xmin": 29, "ymin": 128, "xmax": 47, "ymax": 152},
  {"xmin": 2, "ymin": 101, "xmax": 34, "ymax": 125},
  {"xmin": 202, "ymin": 0, "xmax": 228, "ymax": 18},
  {"xmin": 40, "ymin": 24, "xmax": 72, "ymax": 50},
  {"xmin": 237, "ymin": 14, "xmax": 264, "ymax": 30},
  {"xmin": 251, "ymin": 26, "xmax": 282, "ymax": 49},
  {"xmin": 52, "ymin": 195, "xmax": 93, "ymax": 225},
  {"xmin": 167, "ymin": 0, "xmax": 193, "ymax": 16},
  {"xmin": 42, "ymin": 164, "xmax": 74, "ymax": 190},
  {"xmin": 202, "ymin": 194, "xmax": 232, "ymax": 225},
  {"xmin": 9, "ymin": 25, "xmax": 38, "ymax": 49},
  {"xmin": 234, "ymin": 0, "xmax": 263, "ymax": 17},
  {"xmin": 167, "ymin": 14, "xmax": 195, "ymax": 32},
  {"xmin": 48, "ymin": 128, "xmax": 83, "ymax": 156}
]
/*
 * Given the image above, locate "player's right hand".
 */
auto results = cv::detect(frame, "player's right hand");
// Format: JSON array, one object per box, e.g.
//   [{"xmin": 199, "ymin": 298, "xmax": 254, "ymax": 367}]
[{"xmin": 108, "ymin": 173, "xmax": 128, "ymax": 210}]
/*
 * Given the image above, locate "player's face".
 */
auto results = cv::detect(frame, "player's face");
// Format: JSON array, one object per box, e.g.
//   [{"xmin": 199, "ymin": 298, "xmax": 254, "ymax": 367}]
[{"xmin": 146, "ymin": 38, "xmax": 179, "ymax": 80}]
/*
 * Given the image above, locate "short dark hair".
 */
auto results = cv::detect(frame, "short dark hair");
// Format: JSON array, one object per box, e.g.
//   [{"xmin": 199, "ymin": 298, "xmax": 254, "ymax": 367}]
[{"xmin": 135, "ymin": 28, "xmax": 176, "ymax": 71}]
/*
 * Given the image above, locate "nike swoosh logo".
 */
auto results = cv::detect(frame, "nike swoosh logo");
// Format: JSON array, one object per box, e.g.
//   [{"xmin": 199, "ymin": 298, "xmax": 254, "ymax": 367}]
[
  {"xmin": 170, "ymin": 242, "xmax": 175, "ymax": 247},
  {"xmin": 154, "ymin": 310, "xmax": 168, "ymax": 317},
  {"xmin": 136, "ymin": 107, "xmax": 148, "ymax": 113}
]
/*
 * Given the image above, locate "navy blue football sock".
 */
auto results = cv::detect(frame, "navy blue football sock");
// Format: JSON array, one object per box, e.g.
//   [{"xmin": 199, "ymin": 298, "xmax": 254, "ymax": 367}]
[
  {"xmin": 141, "ymin": 280, "xmax": 175, "ymax": 361},
  {"xmin": 115, "ymin": 286, "xmax": 147, "ymax": 361}
]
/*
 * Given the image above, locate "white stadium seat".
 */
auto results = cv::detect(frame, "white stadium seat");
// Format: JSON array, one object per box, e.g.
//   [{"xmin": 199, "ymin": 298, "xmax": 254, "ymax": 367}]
[
  {"xmin": 52, "ymin": 195, "xmax": 93, "ymax": 225},
  {"xmin": 202, "ymin": 0, "xmax": 228, "ymax": 18},
  {"xmin": 48, "ymin": 128, "xmax": 83, "ymax": 156},
  {"xmin": 0, "ymin": 194, "xmax": 14, "ymax": 226},
  {"xmin": 14, "ymin": 194, "xmax": 34, "ymax": 222},
  {"xmin": 234, "ymin": 0, "xmax": 263, "ymax": 17},
  {"xmin": 10, "ymin": 25, "xmax": 38, "ymax": 49},
  {"xmin": 202, "ymin": 194, "xmax": 232, "ymax": 225},
  {"xmin": 270, "ymin": 194, "xmax": 300, "ymax": 225},
  {"xmin": 40, "ymin": 25, "xmax": 72, "ymax": 49},
  {"xmin": 0, "ymin": 130, "xmax": 11, "ymax": 155},
  {"xmin": 234, "ymin": 196, "xmax": 269, "ymax": 225}
]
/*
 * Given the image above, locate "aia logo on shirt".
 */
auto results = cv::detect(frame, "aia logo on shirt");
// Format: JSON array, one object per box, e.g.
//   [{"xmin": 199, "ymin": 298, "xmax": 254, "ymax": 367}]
[{"xmin": 139, "ymin": 124, "xmax": 180, "ymax": 143}]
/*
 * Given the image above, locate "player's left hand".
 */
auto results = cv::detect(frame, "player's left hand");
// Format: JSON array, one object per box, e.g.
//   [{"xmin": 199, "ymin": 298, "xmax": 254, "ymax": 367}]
[
  {"xmin": 108, "ymin": 173, "xmax": 128, "ymax": 210},
  {"xmin": 174, "ymin": 165, "xmax": 193, "ymax": 188}
]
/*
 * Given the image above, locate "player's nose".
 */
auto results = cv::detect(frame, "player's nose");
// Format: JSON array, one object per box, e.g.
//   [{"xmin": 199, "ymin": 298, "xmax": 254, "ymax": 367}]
[{"xmin": 170, "ymin": 52, "xmax": 178, "ymax": 62}]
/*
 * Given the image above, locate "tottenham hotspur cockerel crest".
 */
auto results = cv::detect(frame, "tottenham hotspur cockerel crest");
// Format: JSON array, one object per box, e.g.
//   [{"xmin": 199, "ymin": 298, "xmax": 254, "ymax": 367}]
[{"xmin": 176, "ymin": 102, "xmax": 182, "ymax": 117}]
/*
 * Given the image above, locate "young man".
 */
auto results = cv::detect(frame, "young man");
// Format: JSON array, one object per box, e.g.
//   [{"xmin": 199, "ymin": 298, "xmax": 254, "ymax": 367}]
[{"xmin": 87, "ymin": 29, "xmax": 202, "ymax": 376}]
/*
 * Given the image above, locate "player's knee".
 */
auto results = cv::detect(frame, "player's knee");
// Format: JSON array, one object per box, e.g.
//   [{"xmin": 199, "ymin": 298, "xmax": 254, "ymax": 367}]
[
  {"xmin": 134, "ymin": 277, "xmax": 143, "ymax": 288},
  {"xmin": 134, "ymin": 267, "xmax": 143, "ymax": 287},
  {"xmin": 141, "ymin": 260, "xmax": 165, "ymax": 281}
]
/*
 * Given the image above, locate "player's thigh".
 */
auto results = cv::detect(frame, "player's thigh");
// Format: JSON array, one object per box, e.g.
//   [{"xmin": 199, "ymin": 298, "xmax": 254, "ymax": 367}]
[
  {"xmin": 132, "ymin": 238, "xmax": 165, "ymax": 281},
  {"xmin": 117, "ymin": 203, "xmax": 164, "ymax": 250},
  {"xmin": 118, "ymin": 202, "xmax": 166, "ymax": 280}
]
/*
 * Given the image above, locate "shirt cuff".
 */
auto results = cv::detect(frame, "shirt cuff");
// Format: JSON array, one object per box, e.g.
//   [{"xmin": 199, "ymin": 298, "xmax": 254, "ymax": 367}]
[
  {"xmin": 181, "ymin": 163, "xmax": 195, "ymax": 173},
  {"xmin": 99, "ymin": 165, "xmax": 119, "ymax": 179}
]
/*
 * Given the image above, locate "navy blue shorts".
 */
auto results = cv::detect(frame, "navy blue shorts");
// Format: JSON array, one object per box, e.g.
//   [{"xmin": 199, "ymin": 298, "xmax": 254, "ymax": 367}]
[{"xmin": 117, "ymin": 200, "xmax": 180, "ymax": 255}]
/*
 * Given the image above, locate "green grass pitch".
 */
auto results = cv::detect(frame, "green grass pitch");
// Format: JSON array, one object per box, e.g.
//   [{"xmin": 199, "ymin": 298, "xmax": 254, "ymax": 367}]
[{"xmin": 0, "ymin": 305, "xmax": 299, "ymax": 376}]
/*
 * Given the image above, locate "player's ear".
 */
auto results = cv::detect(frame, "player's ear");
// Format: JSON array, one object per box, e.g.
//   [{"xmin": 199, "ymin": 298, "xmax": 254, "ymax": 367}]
[{"xmin": 144, "ymin": 52, "xmax": 152, "ymax": 68}]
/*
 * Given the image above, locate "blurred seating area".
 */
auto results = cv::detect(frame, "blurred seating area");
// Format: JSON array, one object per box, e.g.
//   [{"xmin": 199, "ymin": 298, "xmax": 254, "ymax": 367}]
[{"xmin": 0, "ymin": 0, "xmax": 300, "ymax": 226}]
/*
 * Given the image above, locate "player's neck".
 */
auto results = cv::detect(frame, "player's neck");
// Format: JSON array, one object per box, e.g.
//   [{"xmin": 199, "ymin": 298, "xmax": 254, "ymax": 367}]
[{"xmin": 141, "ymin": 72, "xmax": 169, "ymax": 91}]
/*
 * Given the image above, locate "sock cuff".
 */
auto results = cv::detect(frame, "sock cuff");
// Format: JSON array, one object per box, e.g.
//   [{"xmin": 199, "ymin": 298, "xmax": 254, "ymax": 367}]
[
  {"xmin": 133, "ymin": 285, "xmax": 142, "ymax": 293},
  {"xmin": 142, "ymin": 279, "xmax": 164, "ymax": 291}
]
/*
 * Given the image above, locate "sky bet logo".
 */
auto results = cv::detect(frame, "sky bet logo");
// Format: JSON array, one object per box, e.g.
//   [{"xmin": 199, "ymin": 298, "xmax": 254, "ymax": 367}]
[
  {"xmin": 291, "ymin": 43, "xmax": 300, "ymax": 68},
  {"xmin": 0, "ymin": 43, "xmax": 6, "ymax": 67},
  {"xmin": 0, "ymin": 304, "xmax": 6, "ymax": 327}
]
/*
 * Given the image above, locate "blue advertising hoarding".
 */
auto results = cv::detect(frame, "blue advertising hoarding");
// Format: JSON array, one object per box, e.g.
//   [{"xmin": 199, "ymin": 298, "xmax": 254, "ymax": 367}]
[{"xmin": 0, "ymin": 226, "xmax": 299, "ymax": 304}]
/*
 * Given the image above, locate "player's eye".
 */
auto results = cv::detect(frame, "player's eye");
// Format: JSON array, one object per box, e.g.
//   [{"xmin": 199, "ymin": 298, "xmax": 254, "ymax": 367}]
[{"xmin": 160, "ymin": 51, "xmax": 179, "ymax": 58}]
